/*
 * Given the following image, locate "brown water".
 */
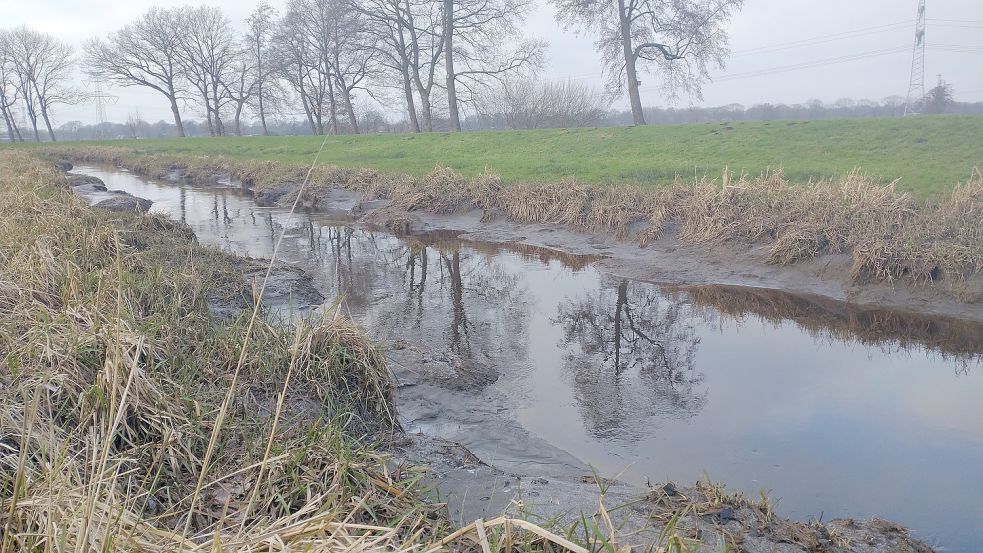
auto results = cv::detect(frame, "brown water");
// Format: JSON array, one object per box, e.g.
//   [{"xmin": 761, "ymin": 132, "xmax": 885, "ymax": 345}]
[{"xmin": 76, "ymin": 165, "xmax": 983, "ymax": 552}]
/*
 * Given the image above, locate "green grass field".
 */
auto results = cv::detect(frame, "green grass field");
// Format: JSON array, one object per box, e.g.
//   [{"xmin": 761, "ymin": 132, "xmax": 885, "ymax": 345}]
[{"xmin": 16, "ymin": 114, "xmax": 983, "ymax": 198}]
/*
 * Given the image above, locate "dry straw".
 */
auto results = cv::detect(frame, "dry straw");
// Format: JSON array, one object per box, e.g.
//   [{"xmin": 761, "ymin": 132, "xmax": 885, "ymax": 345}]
[{"xmin": 2, "ymin": 150, "xmax": 666, "ymax": 552}]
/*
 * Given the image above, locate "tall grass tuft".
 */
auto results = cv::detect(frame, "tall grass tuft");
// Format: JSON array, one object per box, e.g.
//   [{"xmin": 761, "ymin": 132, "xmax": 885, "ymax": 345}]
[{"xmin": 0, "ymin": 151, "xmax": 428, "ymax": 551}]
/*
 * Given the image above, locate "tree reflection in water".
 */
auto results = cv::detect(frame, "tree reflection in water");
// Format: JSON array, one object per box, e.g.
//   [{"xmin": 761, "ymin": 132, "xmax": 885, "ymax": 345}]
[{"xmin": 555, "ymin": 279, "xmax": 707, "ymax": 440}]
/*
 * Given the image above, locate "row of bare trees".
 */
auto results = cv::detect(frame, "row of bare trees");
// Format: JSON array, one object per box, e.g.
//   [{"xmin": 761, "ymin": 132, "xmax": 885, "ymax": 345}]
[
  {"xmin": 1, "ymin": 0, "xmax": 744, "ymax": 139},
  {"xmin": 82, "ymin": 0, "xmax": 545, "ymax": 136},
  {"xmin": 0, "ymin": 27, "xmax": 80, "ymax": 142},
  {"xmin": 80, "ymin": 0, "xmax": 743, "ymax": 135}
]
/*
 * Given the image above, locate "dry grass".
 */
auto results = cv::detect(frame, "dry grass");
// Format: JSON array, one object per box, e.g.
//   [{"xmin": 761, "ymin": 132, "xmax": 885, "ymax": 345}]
[
  {"xmin": 2, "ymin": 150, "xmax": 691, "ymax": 552},
  {"xmin": 0, "ymin": 150, "xmax": 429, "ymax": 551}
]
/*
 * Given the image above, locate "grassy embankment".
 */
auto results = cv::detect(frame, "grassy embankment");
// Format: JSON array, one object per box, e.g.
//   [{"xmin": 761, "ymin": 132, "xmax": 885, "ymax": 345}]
[
  {"xmin": 27, "ymin": 114, "xmax": 983, "ymax": 198},
  {"xmin": 41, "ymin": 129, "xmax": 983, "ymax": 301},
  {"xmin": 0, "ymin": 150, "xmax": 646, "ymax": 552}
]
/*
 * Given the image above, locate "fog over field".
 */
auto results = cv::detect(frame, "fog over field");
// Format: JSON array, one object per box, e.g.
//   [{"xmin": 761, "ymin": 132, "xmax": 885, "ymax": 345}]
[{"xmin": 3, "ymin": 0, "xmax": 982, "ymax": 125}]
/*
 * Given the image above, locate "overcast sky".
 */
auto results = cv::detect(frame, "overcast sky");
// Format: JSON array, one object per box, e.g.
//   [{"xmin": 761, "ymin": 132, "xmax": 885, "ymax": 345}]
[{"xmin": 3, "ymin": 0, "xmax": 982, "ymax": 125}]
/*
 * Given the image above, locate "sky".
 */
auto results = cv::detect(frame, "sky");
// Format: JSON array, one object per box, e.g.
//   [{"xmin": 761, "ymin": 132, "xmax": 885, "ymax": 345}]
[{"xmin": 2, "ymin": 0, "xmax": 982, "ymax": 125}]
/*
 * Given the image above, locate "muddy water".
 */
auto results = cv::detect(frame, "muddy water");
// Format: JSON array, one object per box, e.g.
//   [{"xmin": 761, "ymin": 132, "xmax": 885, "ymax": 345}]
[{"xmin": 76, "ymin": 166, "xmax": 983, "ymax": 552}]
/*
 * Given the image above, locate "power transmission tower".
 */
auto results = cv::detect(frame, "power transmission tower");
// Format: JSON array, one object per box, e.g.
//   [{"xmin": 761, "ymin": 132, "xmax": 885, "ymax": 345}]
[
  {"xmin": 83, "ymin": 78, "xmax": 117, "ymax": 138},
  {"xmin": 94, "ymin": 81, "xmax": 108, "ymax": 127},
  {"xmin": 904, "ymin": 0, "xmax": 927, "ymax": 116}
]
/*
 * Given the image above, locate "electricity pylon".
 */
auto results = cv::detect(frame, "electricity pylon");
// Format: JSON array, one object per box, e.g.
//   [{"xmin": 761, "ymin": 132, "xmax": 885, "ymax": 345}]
[{"xmin": 904, "ymin": 0, "xmax": 927, "ymax": 116}]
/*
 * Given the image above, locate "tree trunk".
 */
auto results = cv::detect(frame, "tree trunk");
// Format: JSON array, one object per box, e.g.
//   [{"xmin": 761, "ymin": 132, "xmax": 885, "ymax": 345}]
[
  {"xmin": 301, "ymin": 94, "xmax": 316, "ymax": 134},
  {"xmin": 256, "ymin": 52, "xmax": 270, "ymax": 136},
  {"xmin": 339, "ymin": 84, "xmax": 360, "ymax": 134},
  {"xmin": 168, "ymin": 94, "xmax": 186, "ymax": 137},
  {"xmin": 215, "ymin": 107, "xmax": 225, "ymax": 136},
  {"xmin": 618, "ymin": 0, "xmax": 646, "ymax": 126},
  {"xmin": 401, "ymin": 66, "xmax": 421, "ymax": 133},
  {"xmin": 25, "ymin": 108, "xmax": 40, "ymax": 142},
  {"xmin": 39, "ymin": 104, "xmax": 56, "ymax": 142},
  {"xmin": 258, "ymin": 84, "xmax": 269, "ymax": 136},
  {"xmin": 211, "ymin": 86, "xmax": 225, "ymax": 136},
  {"xmin": 443, "ymin": 0, "xmax": 461, "ymax": 132},
  {"xmin": 6, "ymin": 107, "xmax": 24, "ymax": 141},
  {"xmin": 234, "ymin": 102, "xmax": 244, "ymax": 136},
  {"xmin": 418, "ymin": 88, "xmax": 433, "ymax": 132},
  {"xmin": 315, "ymin": 106, "xmax": 324, "ymax": 135},
  {"xmin": 0, "ymin": 107, "xmax": 13, "ymax": 142},
  {"xmin": 326, "ymin": 81, "xmax": 339, "ymax": 135},
  {"xmin": 204, "ymin": 96, "xmax": 215, "ymax": 136}
]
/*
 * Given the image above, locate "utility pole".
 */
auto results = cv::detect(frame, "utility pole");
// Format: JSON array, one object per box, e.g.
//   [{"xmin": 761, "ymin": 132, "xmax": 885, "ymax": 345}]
[{"xmin": 903, "ymin": 0, "xmax": 927, "ymax": 116}]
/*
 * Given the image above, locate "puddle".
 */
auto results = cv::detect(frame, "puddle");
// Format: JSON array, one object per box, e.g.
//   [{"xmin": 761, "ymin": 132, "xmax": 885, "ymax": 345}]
[{"xmin": 74, "ymin": 165, "xmax": 983, "ymax": 552}]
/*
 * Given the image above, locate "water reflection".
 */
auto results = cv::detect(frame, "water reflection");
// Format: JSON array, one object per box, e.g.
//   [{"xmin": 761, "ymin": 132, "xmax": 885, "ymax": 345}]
[
  {"xmin": 556, "ymin": 279, "xmax": 706, "ymax": 439},
  {"xmin": 295, "ymin": 225, "xmax": 532, "ymax": 372},
  {"xmin": 675, "ymin": 284, "xmax": 983, "ymax": 371},
  {"xmin": 74, "ymin": 165, "xmax": 983, "ymax": 552}
]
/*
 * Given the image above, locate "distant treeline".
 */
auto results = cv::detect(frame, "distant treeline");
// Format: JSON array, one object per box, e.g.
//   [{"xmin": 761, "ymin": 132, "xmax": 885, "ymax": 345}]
[
  {"xmin": 615, "ymin": 99, "xmax": 983, "ymax": 125},
  {"xmin": 468, "ymin": 97, "xmax": 983, "ymax": 129},
  {"xmin": 33, "ymin": 97, "xmax": 982, "ymax": 141}
]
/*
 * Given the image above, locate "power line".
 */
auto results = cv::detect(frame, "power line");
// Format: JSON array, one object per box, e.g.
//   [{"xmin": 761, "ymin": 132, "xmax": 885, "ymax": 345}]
[
  {"xmin": 732, "ymin": 21, "xmax": 913, "ymax": 57},
  {"xmin": 703, "ymin": 46, "xmax": 910, "ymax": 84},
  {"xmin": 927, "ymin": 18, "xmax": 983, "ymax": 26},
  {"xmin": 927, "ymin": 44, "xmax": 983, "ymax": 53}
]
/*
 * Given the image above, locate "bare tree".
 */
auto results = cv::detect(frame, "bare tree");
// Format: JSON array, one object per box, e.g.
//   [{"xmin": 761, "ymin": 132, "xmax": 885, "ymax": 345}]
[
  {"xmin": 318, "ymin": 0, "xmax": 375, "ymax": 134},
  {"xmin": 125, "ymin": 109, "xmax": 143, "ymax": 139},
  {"xmin": 491, "ymin": 76, "xmax": 609, "ymax": 129},
  {"xmin": 85, "ymin": 8, "xmax": 184, "ymax": 136},
  {"xmin": 552, "ymin": 0, "xmax": 743, "ymax": 125},
  {"xmin": 85, "ymin": 8, "xmax": 187, "ymax": 137},
  {"xmin": 405, "ymin": 0, "xmax": 445, "ymax": 132},
  {"xmin": 6, "ymin": 27, "xmax": 79, "ymax": 142},
  {"xmin": 274, "ymin": 6, "xmax": 332, "ymax": 134},
  {"xmin": 176, "ymin": 6, "xmax": 239, "ymax": 136},
  {"xmin": 356, "ymin": 0, "xmax": 424, "ymax": 132},
  {"xmin": 328, "ymin": 18, "xmax": 377, "ymax": 135},
  {"xmin": 355, "ymin": 0, "xmax": 445, "ymax": 132},
  {"xmin": 221, "ymin": 48, "xmax": 260, "ymax": 136},
  {"xmin": 245, "ymin": 2, "xmax": 278, "ymax": 135},
  {"xmin": 0, "ymin": 31, "xmax": 25, "ymax": 142},
  {"xmin": 442, "ymin": 0, "xmax": 545, "ymax": 131},
  {"xmin": 283, "ymin": 0, "xmax": 377, "ymax": 135}
]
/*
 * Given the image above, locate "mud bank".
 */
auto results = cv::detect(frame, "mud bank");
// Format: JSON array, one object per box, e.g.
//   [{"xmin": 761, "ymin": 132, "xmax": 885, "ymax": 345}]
[
  {"xmin": 64, "ymin": 171, "xmax": 325, "ymax": 318},
  {"xmin": 54, "ymin": 152, "xmax": 983, "ymax": 325},
  {"xmin": 369, "ymin": 206, "xmax": 983, "ymax": 324},
  {"xmin": 56, "ymin": 162, "xmax": 958, "ymax": 552}
]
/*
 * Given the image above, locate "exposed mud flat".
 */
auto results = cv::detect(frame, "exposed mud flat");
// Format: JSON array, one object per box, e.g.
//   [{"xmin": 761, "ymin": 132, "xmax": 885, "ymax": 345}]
[{"xmin": 64, "ymin": 163, "xmax": 983, "ymax": 552}]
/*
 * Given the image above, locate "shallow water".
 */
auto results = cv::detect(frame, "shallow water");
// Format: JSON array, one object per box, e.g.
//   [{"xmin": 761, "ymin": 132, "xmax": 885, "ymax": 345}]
[{"xmin": 76, "ymin": 165, "xmax": 983, "ymax": 552}]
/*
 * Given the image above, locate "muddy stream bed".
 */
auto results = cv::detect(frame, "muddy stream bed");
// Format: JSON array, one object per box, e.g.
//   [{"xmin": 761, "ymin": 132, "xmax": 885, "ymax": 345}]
[{"xmin": 73, "ymin": 165, "xmax": 983, "ymax": 552}]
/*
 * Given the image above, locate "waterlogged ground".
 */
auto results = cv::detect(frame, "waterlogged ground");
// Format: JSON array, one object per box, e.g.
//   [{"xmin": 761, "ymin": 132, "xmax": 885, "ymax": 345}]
[{"xmin": 76, "ymin": 165, "xmax": 983, "ymax": 552}]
